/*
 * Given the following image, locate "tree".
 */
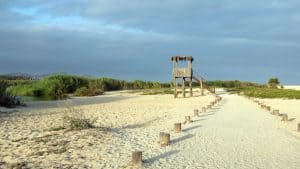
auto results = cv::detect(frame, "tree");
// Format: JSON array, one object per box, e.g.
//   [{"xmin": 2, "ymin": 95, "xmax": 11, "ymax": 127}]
[{"xmin": 268, "ymin": 77, "xmax": 280, "ymax": 88}]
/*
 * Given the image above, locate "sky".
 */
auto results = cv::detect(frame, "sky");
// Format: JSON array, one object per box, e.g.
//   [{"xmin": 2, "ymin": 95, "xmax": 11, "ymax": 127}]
[{"xmin": 0, "ymin": 1, "xmax": 300, "ymax": 84}]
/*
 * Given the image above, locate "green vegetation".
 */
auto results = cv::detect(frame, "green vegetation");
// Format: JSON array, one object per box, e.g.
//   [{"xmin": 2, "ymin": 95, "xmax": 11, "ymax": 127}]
[
  {"xmin": 141, "ymin": 88, "xmax": 173, "ymax": 95},
  {"xmin": 6, "ymin": 74, "xmax": 171, "ymax": 100},
  {"xmin": 4, "ymin": 73, "xmax": 299, "ymax": 101},
  {"xmin": 62, "ymin": 106, "xmax": 95, "ymax": 130},
  {"xmin": 205, "ymin": 80, "xmax": 264, "ymax": 88},
  {"xmin": 268, "ymin": 77, "xmax": 280, "ymax": 88},
  {"xmin": 222, "ymin": 78, "xmax": 300, "ymax": 99},
  {"xmin": 0, "ymin": 80, "xmax": 23, "ymax": 108},
  {"xmin": 233, "ymin": 87, "xmax": 300, "ymax": 99}
]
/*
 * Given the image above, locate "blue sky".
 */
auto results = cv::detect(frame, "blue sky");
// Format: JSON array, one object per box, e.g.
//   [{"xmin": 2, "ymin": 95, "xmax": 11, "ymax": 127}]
[{"xmin": 0, "ymin": 1, "xmax": 300, "ymax": 84}]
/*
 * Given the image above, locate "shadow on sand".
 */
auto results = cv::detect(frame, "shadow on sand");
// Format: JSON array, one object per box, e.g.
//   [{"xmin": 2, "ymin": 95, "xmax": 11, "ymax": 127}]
[
  {"xmin": 172, "ymin": 134, "xmax": 194, "ymax": 144},
  {"xmin": 192, "ymin": 118, "xmax": 207, "ymax": 123},
  {"xmin": 122, "ymin": 118, "xmax": 159, "ymax": 129},
  {"xmin": 182, "ymin": 125, "xmax": 202, "ymax": 132},
  {"xmin": 289, "ymin": 118, "xmax": 296, "ymax": 122},
  {"xmin": 200, "ymin": 113, "xmax": 215, "ymax": 118},
  {"xmin": 144, "ymin": 150, "xmax": 180, "ymax": 163}
]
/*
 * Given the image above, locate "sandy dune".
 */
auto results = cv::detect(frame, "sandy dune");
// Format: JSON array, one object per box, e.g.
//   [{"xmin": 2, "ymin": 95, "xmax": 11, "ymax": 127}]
[{"xmin": 0, "ymin": 90, "xmax": 300, "ymax": 169}]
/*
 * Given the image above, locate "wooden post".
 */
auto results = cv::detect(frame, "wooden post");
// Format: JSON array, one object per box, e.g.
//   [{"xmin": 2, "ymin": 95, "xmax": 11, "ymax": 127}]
[
  {"xmin": 189, "ymin": 77, "xmax": 193, "ymax": 97},
  {"xmin": 281, "ymin": 114, "xmax": 288, "ymax": 121},
  {"xmin": 174, "ymin": 78, "xmax": 178, "ymax": 98},
  {"xmin": 174, "ymin": 123, "xmax": 182, "ymax": 133},
  {"xmin": 266, "ymin": 106, "xmax": 271, "ymax": 111},
  {"xmin": 159, "ymin": 132, "xmax": 170, "ymax": 146},
  {"xmin": 298, "ymin": 123, "xmax": 300, "ymax": 132},
  {"xmin": 272, "ymin": 110, "xmax": 279, "ymax": 115},
  {"xmin": 200, "ymin": 78, "xmax": 204, "ymax": 96},
  {"xmin": 182, "ymin": 78, "xmax": 186, "ymax": 98},
  {"xmin": 132, "ymin": 151, "xmax": 142, "ymax": 166},
  {"xmin": 184, "ymin": 116, "xmax": 192, "ymax": 124},
  {"xmin": 194, "ymin": 109, "xmax": 199, "ymax": 117}
]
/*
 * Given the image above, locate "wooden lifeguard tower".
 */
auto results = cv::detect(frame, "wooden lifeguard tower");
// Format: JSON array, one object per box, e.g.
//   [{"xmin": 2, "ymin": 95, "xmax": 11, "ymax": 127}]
[
  {"xmin": 171, "ymin": 56, "xmax": 214, "ymax": 98},
  {"xmin": 171, "ymin": 56, "xmax": 195, "ymax": 98}
]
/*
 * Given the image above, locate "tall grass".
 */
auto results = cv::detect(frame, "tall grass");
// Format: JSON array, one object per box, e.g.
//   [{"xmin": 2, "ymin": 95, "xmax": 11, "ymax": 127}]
[
  {"xmin": 7, "ymin": 74, "xmax": 171, "ymax": 100},
  {"xmin": 235, "ymin": 87, "xmax": 300, "ymax": 99}
]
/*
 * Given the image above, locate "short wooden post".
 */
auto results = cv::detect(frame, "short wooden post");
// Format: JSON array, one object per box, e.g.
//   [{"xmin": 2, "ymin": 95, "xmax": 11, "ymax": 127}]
[
  {"xmin": 194, "ymin": 109, "xmax": 199, "ymax": 117},
  {"xmin": 272, "ymin": 110, "xmax": 279, "ymax": 115},
  {"xmin": 184, "ymin": 116, "xmax": 192, "ymax": 124},
  {"xmin": 266, "ymin": 106, "xmax": 271, "ymax": 111},
  {"xmin": 298, "ymin": 123, "xmax": 300, "ymax": 132},
  {"xmin": 281, "ymin": 114, "xmax": 288, "ymax": 121},
  {"xmin": 159, "ymin": 132, "xmax": 170, "ymax": 146},
  {"xmin": 132, "ymin": 151, "xmax": 142, "ymax": 166},
  {"xmin": 174, "ymin": 123, "xmax": 181, "ymax": 133}
]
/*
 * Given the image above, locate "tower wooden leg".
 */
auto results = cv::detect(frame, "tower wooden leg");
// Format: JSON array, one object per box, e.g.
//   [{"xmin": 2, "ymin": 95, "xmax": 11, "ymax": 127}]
[
  {"xmin": 174, "ymin": 78, "xmax": 178, "ymax": 98},
  {"xmin": 189, "ymin": 78, "xmax": 193, "ymax": 97},
  {"xmin": 200, "ymin": 79, "xmax": 204, "ymax": 96},
  {"xmin": 182, "ymin": 78, "xmax": 186, "ymax": 98}
]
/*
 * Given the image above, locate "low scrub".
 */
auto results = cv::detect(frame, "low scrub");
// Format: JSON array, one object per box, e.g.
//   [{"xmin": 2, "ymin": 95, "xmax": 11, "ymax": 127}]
[
  {"xmin": 230, "ymin": 87, "xmax": 300, "ymax": 99},
  {"xmin": 62, "ymin": 105, "xmax": 95, "ymax": 130},
  {"xmin": 205, "ymin": 80, "xmax": 264, "ymax": 88},
  {"xmin": 0, "ymin": 80, "xmax": 23, "ymax": 108},
  {"xmin": 7, "ymin": 74, "xmax": 170, "ymax": 100},
  {"xmin": 74, "ymin": 87, "xmax": 104, "ymax": 96},
  {"xmin": 142, "ymin": 88, "xmax": 173, "ymax": 95}
]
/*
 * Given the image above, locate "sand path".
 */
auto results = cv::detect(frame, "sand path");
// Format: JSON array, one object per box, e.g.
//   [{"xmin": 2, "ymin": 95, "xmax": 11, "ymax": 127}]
[{"xmin": 146, "ymin": 92, "xmax": 300, "ymax": 168}]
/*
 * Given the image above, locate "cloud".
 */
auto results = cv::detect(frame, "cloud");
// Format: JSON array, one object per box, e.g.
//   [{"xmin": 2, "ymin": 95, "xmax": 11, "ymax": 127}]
[{"xmin": 0, "ymin": 1, "xmax": 300, "ymax": 83}]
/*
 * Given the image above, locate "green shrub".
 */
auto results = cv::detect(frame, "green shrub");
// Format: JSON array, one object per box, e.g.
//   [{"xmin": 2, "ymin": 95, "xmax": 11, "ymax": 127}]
[
  {"xmin": 230, "ymin": 86, "xmax": 300, "ymax": 99},
  {"xmin": 46, "ymin": 74, "xmax": 89, "ymax": 93},
  {"xmin": 6, "ymin": 74, "xmax": 169, "ymax": 100},
  {"xmin": 268, "ymin": 77, "xmax": 280, "ymax": 88},
  {"xmin": 45, "ymin": 79, "xmax": 66, "ymax": 99},
  {"xmin": 62, "ymin": 106, "xmax": 95, "ymax": 130},
  {"xmin": 0, "ymin": 80, "xmax": 23, "ymax": 108},
  {"xmin": 74, "ymin": 87, "xmax": 103, "ymax": 96}
]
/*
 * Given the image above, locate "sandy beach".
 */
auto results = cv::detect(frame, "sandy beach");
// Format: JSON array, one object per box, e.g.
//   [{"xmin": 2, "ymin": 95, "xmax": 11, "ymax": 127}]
[{"xmin": 0, "ymin": 89, "xmax": 300, "ymax": 168}]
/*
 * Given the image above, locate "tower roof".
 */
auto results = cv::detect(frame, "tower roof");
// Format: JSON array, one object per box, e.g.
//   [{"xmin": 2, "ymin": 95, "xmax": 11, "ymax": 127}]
[{"xmin": 171, "ymin": 56, "xmax": 193, "ymax": 62}]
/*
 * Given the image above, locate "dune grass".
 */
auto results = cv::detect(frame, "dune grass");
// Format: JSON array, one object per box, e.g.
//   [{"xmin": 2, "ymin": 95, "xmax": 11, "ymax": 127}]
[
  {"xmin": 229, "ymin": 87, "xmax": 300, "ymax": 99},
  {"xmin": 6, "ymin": 74, "xmax": 171, "ymax": 100},
  {"xmin": 141, "ymin": 88, "xmax": 173, "ymax": 95}
]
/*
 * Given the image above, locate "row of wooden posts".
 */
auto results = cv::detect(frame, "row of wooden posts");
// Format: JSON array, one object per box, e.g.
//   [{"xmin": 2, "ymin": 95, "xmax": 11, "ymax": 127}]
[
  {"xmin": 131, "ymin": 95, "xmax": 223, "ymax": 166},
  {"xmin": 247, "ymin": 96, "xmax": 300, "ymax": 132}
]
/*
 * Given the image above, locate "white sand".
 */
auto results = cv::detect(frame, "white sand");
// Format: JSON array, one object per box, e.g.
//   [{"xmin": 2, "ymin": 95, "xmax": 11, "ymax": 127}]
[
  {"xmin": 283, "ymin": 85, "xmax": 300, "ymax": 90},
  {"xmin": 255, "ymin": 98, "xmax": 300, "ymax": 137},
  {"xmin": 0, "ymin": 89, "xmax": 300, "ymax": 168}
]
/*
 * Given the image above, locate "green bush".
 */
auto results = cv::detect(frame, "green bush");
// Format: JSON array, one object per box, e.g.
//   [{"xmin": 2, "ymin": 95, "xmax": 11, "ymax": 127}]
[
  {"xmin": 6, "ymin": 74, "xmax": 170, "ymax": 100},
  {"xmin": 46, "ymin": 74, "xmax": 89, "ymax": 93},
  {"xmin": 268, "ymin": 77, "xmax": 280, "ymax": 88},
  {"xmin": 231, "ymin": 86, "xmax": 300, "ymax": 99},
  {"xmin": 205, "ymin": 80, "xmax": 263, "ymax": 88},
  {"xmin": 74, "ymin": 87, "xmax": 103, "ymax": 96},
  {"xmin": 0, "ymin": 80, "xmax": 23, "ymax": 108}
]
